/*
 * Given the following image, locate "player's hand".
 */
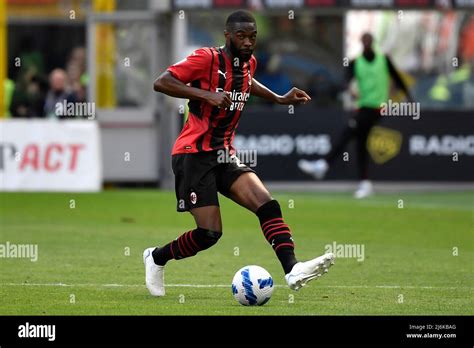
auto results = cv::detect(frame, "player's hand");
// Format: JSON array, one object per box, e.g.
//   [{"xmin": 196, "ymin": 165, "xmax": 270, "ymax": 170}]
[
  {"xmin": 279, "ymin": 87, "xmax": 311, "ymax": 105},
  {"xmin": 206, "ymin": 91, "xmax": 232, "ymax": 109}
]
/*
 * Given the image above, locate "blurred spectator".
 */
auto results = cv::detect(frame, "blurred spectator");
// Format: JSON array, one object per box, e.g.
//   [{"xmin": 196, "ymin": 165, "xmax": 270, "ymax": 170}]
[
  {"xmin": 66, "ymin": 61, "xmax": 86, "ymax": 103},
  {"xmin": 3, "ymin": 79, "xmax": 15, "ymax": 117},
  {"xmin": 427, "ymin": 15, "xmax": 474, "ymax": 108},
  {"xmin": 17, "ymin": 36, "xmax": 45, "ymax": 85},
  {"xmin": 68, "ymin": 47, "xmax": 89, "ymax": 87},
  {"xmin": 69, "ymin": 47, "xmax": 86, "ymax": 73},
  {"xmin": 66, "ymin": 47, "xmax": 88, "ymax": 103},
  {"xmin": 10, "ymin": 71, "xmax": 47, "ymax": 118},
  {"xmin": 43, "ymin": 69, "xmax": 77, "ymax": 118}
]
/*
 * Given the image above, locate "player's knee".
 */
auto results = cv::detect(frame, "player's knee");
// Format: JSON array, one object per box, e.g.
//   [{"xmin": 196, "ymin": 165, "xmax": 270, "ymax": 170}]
[
  {"xmin": 195, "ymin": 227, "xmax": 222, "ymax": 250},
  {"xmin": 205, "ymin": 230, "xmax": 222, "ymax": 245},
  {"xmin": 256, "ymin": 198, "xmax": 280, "ymax": 213}
]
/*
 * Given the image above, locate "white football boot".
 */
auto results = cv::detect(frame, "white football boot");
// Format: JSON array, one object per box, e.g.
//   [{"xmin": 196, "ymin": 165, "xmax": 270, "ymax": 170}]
[
  {"xmin": 285, "ymin": 252, "xmax": 335, "ymax": 291},
  {"xmin": 298, "ymin": 159, "xmax": 329, "ymax": 180},
  {"xmin": 143, "ymin": 247, "xmax": 165, "ymax": 297},
  {"xmin": 354, "ymin": 180, "xmax": 374, "ymax": 199}
]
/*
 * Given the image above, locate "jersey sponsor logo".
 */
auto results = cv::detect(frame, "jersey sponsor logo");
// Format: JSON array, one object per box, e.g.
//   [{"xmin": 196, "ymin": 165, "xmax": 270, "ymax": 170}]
[
  {"xmin": 367, "ymin": 126, "xmax": 402, "ymax": 164},
  {"xmin": 216, "ymin": 88, "xmax": 250, "ymax": 111},
  {"xmin": 215, "ymin": 88, "xmax": 250, "ymax": 102}
]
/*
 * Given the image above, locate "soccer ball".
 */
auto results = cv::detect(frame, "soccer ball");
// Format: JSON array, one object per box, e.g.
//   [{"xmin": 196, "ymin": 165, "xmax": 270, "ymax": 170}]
[{"xmin": 231, "ymin": 265, "xmax": 274, "ymax": 306}]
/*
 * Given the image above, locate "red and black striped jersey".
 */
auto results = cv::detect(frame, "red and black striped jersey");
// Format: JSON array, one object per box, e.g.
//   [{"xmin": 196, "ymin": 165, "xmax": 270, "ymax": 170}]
[{"xmin": 167, "ymin": 46, "xmax": 257, "ymax": 155}]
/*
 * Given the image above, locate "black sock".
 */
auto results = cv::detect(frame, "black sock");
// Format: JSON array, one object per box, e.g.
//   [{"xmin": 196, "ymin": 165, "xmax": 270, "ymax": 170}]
[
  {"xmin": 256, "ymin": 200, "xmax": 297, "ymax": 274},
  {"xmin": 152, "ymin": 227, "xmax": 221, "ymax": 266}
]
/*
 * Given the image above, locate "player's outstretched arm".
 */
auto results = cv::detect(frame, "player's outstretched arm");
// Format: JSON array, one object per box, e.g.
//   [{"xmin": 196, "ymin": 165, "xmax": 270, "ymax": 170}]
[
  {"xmin": 154, "ymin": 71, "xmax": 232, "ymax": 109},
  {"xmin": 386, "ymin": 56, "xmax": 414, "ymax": 102},
  {"xmin": 250, "ymin": 78, "xmax": 311, "ymax": 105}
]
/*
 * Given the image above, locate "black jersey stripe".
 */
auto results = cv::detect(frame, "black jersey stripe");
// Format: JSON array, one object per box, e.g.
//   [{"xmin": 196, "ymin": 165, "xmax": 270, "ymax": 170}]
[
  {"xmin": 209, "ymin": 58, "xmax": 244, "ymax": 149},
  {"xmin": 196, "ymin": 47, "xmax": 225, "ymax": 152},
  {"xmin": 188, "ymin": 80, "xmax": 201, "ymax": 118},
  {"xmin": 207, "ymin": 47, "xmax": 214, "ymax": 91},
  {"xmin": 225, "ymin": 62, "xmax": 249, "ymax": 147}
]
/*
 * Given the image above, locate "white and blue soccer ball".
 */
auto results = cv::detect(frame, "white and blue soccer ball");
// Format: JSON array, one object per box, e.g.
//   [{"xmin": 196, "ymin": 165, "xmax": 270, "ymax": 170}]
[{"xmin": 231, "ymin": 265, "xmax": 274, "ymax": 306}]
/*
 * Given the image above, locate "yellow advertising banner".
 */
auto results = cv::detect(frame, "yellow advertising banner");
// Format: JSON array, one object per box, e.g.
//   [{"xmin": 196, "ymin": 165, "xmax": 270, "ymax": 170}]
[
  {"xmin": 93, "ymin": 0, "xmax": 116, "ymax": 108},
  {"xmin": 0, "ymin": 0, "xmax": 6, "ymax": 117}
]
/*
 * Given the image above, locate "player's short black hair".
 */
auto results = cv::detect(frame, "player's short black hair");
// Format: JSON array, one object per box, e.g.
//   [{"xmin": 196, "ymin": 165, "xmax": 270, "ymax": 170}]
[{"xmin": 225, "ymin": 10, "xmax": 256, "ymax": 28}]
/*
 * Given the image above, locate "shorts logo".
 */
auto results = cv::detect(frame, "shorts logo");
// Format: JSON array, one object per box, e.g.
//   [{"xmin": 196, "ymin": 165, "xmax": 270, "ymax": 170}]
[{"xmin": 190, "ymin": 192, "xmax": 197, "ymax": 205}]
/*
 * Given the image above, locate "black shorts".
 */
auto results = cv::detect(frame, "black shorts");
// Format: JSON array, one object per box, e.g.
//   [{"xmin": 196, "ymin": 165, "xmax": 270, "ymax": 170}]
[
  {"xmin": 354, "ymin": 107, "xmax": 382, "ymax": 130},
  {"xmin": 171, "ymin": 150, "xmax": 255, "ymax": 212}
]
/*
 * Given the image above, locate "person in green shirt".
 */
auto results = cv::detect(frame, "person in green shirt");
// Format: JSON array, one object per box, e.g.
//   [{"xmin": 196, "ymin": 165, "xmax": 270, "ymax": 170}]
[
  {"xmin": 299, "ymin": 33, "xmax": 413, "ymax": 198},
  {"xmin": 3, "ymin": 79, "xmax": 15, "ymax": 117}
]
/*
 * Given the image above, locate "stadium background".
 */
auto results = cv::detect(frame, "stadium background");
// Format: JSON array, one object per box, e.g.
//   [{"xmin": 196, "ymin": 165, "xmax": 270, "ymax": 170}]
[
  {"xmin": 1, "ymin": 0, "xmax": 473, "ymax": 191},
  {"xmin": 0, "ymin": 0, "xmax": 473, "ymax": 319}
]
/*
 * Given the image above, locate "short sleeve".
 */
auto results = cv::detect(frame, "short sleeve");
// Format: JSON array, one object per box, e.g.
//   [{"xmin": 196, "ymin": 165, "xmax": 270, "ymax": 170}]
[{"xmin": 167, "ymin": 48, "xmax": 212, "ymax": 84}]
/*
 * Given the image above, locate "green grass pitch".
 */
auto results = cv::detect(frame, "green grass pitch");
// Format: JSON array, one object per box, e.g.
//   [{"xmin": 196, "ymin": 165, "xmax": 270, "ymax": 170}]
[{"xmin": 0, "ymin": 190, "xmax": 472, "ymax": 315}]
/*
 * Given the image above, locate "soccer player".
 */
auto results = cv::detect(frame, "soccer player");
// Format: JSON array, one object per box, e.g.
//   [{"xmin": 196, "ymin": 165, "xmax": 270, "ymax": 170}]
[
  {"xmin": 144, "ymin": 10, "xmax": 335, "ymax": 297},
  {"xmin": 298, "ymin": 33, "xmax": 413, "ymax": 198}
]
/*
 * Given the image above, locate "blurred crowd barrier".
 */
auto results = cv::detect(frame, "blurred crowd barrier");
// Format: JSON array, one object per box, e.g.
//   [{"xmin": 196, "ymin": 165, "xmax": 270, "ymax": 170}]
[
  {"xmin": 0, "ymin": 1, "xmax": 472, "ymax": 188},
  {"xmin": 1, "ymin": 1, "xmax": 473, "ymax": 118}
]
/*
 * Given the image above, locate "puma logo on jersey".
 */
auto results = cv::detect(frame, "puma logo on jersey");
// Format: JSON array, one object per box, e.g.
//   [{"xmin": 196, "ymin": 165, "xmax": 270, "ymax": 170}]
[{"xmin": 218, "ymin": 70, "xmax": 227, "ymax": 79}]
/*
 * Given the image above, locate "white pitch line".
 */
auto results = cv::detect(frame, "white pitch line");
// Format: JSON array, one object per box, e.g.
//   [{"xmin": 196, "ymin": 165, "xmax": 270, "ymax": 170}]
[{"xmin": 1, "ymin": 283, "xmax": 471, "ymax": 290}]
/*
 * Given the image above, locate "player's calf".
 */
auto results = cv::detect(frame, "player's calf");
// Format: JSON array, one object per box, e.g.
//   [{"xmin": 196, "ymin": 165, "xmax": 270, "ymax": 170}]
[
  {"xmin": 152, "ymin": 227, "xmax": 222, "ymax": 266},
  {"xmin": 256, "ymin": 199, "xmax": 297, "ymax": 274}
]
